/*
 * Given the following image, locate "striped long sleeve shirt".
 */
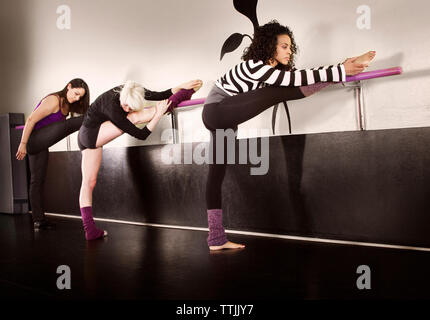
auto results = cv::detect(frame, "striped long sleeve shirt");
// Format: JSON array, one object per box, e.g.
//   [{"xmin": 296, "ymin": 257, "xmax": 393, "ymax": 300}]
[{"xmin": 215, "ymin": 59, "xmax": 346, "ymax": 96}]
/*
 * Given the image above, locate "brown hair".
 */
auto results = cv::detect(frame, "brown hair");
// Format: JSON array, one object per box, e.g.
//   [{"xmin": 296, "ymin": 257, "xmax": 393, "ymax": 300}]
[{"xmin": 47, "ymin": 78, "xmax": 90, "ymax": 116}]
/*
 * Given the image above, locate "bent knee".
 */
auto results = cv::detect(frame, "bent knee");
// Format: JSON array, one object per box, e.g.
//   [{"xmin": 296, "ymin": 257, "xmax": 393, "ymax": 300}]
[{"xmin": 82, "ymin": 177, "xmax": 97, "ymax": 190}]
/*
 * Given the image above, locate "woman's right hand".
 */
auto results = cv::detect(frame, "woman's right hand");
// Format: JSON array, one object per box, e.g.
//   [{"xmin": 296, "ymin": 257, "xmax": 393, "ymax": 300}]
[
  {"xmin": 343, "ymin": 57, "xmax": 367, "ymax": 76},
  {"xmin": 155, "ymin": 99, "xmax": 172, "ymax": 116},
  {"xmin": 16, "ymin": 142, "xmax": 27, "ymax": 160}
]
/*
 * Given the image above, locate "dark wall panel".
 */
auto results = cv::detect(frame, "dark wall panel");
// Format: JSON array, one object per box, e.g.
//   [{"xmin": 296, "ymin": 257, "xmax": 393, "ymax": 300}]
[
  {"xmin": 0, "ymin": 113, "xmax": 28, "ymax": 214},
  {"xmin": 44, "ymin": 127, "xmax": 430, "ymax": 247}
]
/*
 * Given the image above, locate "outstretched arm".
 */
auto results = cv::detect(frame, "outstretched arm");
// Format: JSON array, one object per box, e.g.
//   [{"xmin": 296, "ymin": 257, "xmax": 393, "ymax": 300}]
[
  {"xmin": 109, "ymin": 100, "xmax": 171, "ymax": 141},
  {"xmin": 144, "ymin": 88, "xmax": 173, "ymax": 101},
  {"xmin": 242, "ymin": 59, "xmax": 366, "ymax": 87},
  {"xmin": 145, "ymin": 100, "xmax": 171, "ymax": 132}
]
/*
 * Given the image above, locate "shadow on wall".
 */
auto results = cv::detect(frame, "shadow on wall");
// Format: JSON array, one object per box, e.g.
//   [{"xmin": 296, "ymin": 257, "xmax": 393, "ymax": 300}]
[
  {"xmin": 124, "ymin": 66, "xmax": 143, "ymax": 84},
  {"xmin": 303, "ymin": 23, "xmax": 334, "ymax": 61},
  {"xmin": 400, "ymin": 68, "xmax": 430, "ymax": 80},
  {"xmin": 0, "ymin": 0, "xmax": 30, "ymax": 114},
  {"xmin": 370, "ymin": 52, "xmax": 404, "ymax": 71},
  {"xmin": 281, "ymin": 135, "xmax": 313, "ymax": 235},
  {"xmin": 358, "ymin": 52, "xmax": 430, "ymax": 80}
]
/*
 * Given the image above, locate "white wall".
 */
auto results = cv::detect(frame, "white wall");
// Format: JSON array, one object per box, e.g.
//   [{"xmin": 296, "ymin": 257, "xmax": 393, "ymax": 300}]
[{"xmin": 1, "ymin": 0, "xmax": 429, "ymax": 151}]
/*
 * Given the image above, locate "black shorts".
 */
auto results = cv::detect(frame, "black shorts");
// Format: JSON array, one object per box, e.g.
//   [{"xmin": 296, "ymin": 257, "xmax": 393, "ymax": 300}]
[{"xmin": 77, "ymin": 125, "xmax": 101, "ymax": 151}]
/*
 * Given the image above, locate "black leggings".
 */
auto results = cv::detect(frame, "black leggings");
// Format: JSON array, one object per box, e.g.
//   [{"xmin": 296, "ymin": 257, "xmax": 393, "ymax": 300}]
[
  {"xmin": 27, "ymin": 116, "xmax": 83, "ymax": 155},
  {"xmin": 202, "ymin": 86, "xmax": 305, "ymax": 209},
  {"xmin": 27, "ymin": 116, "xmax": 83, "ymax": 221}
]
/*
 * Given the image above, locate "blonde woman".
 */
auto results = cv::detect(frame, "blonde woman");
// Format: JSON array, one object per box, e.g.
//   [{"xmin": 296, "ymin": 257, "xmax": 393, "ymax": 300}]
[{"xmin": 78, "ymin": 79, "xmax": 202, "ymax": 240}]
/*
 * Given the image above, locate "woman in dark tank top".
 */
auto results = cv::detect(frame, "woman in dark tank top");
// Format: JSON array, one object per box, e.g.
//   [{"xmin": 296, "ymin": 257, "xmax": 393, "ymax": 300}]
[{"xmin": 16, "ymin": 78, "xmax": 90, "ymax": 230}]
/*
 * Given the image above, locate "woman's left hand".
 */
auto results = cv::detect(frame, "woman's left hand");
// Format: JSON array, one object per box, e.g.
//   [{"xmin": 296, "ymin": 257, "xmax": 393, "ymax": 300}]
[
  {"xmin": 155, "ymin": 99, "xmax": 172, "ymax": 116},
  {"xmin": 16, "ymin": 142, "xmax": 27, "ymax": 160}
]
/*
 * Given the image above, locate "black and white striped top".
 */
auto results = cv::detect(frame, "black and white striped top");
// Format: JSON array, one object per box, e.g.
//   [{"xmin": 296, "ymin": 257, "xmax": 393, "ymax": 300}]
[{"xmin": 216, "ymin": 59, "xmax": 346, "ymax": 96}]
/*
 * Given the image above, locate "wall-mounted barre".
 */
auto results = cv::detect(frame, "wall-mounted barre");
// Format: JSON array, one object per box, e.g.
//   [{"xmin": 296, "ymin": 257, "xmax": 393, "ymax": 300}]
[
  {"xmin": 345, "ymin": 67, "xmax": 402, "ymax": 82},
  {"xmin": 169, "ymin": 66, "xmax": 403, "ymax": 141},
  {"xmin": 174, "ymin": 67, "xmax": 403, "ymax": 109},
  {"xmin": 345, "ymin": 66, "xmax": 402, "ymax": 131},
  {"xmin": 16, "ymin": 67, "xmax": 403, "ymax": 146}
]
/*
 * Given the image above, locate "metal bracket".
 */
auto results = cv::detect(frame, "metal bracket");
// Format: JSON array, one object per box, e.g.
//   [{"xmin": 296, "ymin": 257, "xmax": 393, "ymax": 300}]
[
  {"xmin": 271, "ymin": 102, "xmax": 292, "ymax": 135},
  {"xmin": 170, "ymin": 112, "xmax": 179, "ymax": 144}
]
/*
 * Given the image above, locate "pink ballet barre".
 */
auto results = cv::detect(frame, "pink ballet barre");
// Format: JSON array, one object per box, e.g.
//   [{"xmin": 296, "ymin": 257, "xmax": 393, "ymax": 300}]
[
  {"xmin": 345, "ymin": 67, "xmax": 402, "ymax": 82},
  {"xmin": 347, "ymin": 66, "xmax": 402, "ymax": 131},
  {"xmin": 177, "ymin": 98, "xmax": 206, "ymax": 108},
  {"xmin": 174, "ymin": 67, "xmax": 403, "ymax": 109},
  {"xmin": 15, "ymin": 67, "xmax": 402, "ymax": 133}
]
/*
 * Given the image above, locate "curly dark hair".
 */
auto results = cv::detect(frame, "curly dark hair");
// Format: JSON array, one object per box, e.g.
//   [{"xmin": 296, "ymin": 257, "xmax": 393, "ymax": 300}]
[{"xmin": 242, "ymin": 20, "xmax": 298, "ymax": 71}]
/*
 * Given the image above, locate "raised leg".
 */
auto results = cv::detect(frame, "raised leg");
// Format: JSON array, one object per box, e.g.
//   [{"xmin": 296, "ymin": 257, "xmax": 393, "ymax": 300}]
[
  {"xmin": 203, "ymin": 86, "xmax": 305, "ymax": 130},
  {"xmin": 27, "ymin": 116, "xmax": 83, "ymax": 155},
  {"xmin": 166, "ymin": 88, "xmax": 197, "ymax": 113},
  {"xmin": 93, "ymin": 121, "xmax": 125, "ymax": 148}
]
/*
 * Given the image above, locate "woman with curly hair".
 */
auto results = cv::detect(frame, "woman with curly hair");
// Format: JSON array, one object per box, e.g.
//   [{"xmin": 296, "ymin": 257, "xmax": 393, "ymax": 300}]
[
  {"xmin": 78, "ymin": 79, "xmax": 202, "ymax": 240},
  {"xmin": 202, "ymin": 20, "xmax": 375, "ymax": 250},
  {"xmin": 16, "ymin": 78, "xmax": 90, "ymax": 230}
]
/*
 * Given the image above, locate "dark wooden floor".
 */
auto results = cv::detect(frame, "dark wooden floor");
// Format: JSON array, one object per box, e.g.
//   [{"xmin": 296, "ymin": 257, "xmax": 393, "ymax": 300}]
[{"xmin": 1, "ymin": 213, "xmax": 430, "ymax": 301}]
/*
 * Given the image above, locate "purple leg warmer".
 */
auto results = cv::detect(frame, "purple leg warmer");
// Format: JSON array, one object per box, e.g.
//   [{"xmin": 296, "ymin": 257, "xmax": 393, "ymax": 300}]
[
  {"xmin": 300, "ymin": 82, "xmax": 332, "ymax": 97},
  {"xmin": 80, "ymin": 206, "xmax": 105, "ymax": 241},
  {"xmin": 207, "ymin": 209, "xmax": 228, "ymax": 246},
  {"xmin": 166, "ymin": 88, "xmax": 195, "ymax": 113}
]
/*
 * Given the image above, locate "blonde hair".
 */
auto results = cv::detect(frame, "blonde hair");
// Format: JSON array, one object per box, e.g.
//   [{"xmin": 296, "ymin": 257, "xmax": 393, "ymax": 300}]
[{"xmin": 119, "ymin": 81, "xmax": 147, "ymax": 111}]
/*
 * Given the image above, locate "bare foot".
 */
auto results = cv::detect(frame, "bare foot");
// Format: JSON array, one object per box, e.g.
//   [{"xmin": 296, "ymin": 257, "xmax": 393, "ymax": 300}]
[
  {"xmin": 354, "ymin": 51, "xmax": 376, "ymax": 66},
  {"xmin": 209, "ymin": 241, "xmax": 245, "ymax": 251}
]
